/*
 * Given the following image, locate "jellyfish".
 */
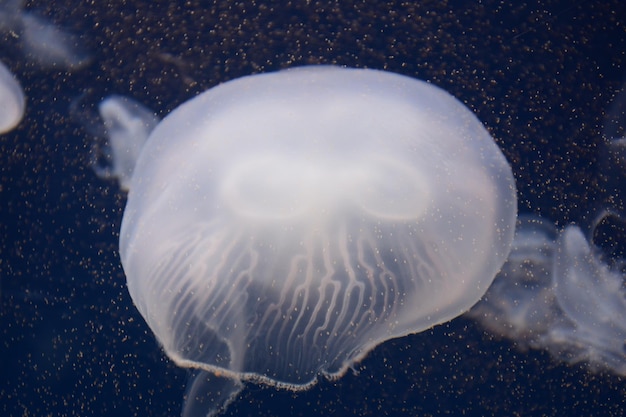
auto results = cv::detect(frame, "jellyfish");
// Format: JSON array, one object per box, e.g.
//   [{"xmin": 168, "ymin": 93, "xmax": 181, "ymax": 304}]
[
  {"xmin": 0, "ymin": 60, "xmax": 25, "ymax": 134},
  {"xmin": 18, "ymin": 12, "xmax": 91, "ymax": 70},
  {"xmin": 69, "ymin": 94, "xmax": 158, "ymax": 190},
  {"xmin": 116, "ymin": 66, "xmax": 517, "ymax": 416},
  {"xmin": 93, "ymin": 95, "xmax": 160, "ymax": 191},
  {"xmin": 467, "ymin": 214, "xmax": 626, "ymax": 376},
  {"xmin": 552, "ymin": 222, "xmax": 626, "ymax": 374},
  {"xmin": 0, "ymin": 0, "xmax": 90, "ymax": 70}
]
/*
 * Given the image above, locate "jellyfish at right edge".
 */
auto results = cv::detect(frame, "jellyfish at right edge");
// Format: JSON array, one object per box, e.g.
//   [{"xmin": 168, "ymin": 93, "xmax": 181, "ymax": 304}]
[
  {"xmin": 467, "ymin": 215, "xmax": 626, "ymax": 376},
  {"xmin": 0, "ymin": 60, "xmax": 25, "ymax": 134}
]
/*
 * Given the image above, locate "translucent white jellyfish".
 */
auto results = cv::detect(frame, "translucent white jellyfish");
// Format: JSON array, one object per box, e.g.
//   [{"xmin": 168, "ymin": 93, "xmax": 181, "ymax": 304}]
[
  {"xmin": 19, "ymin": 12, "xmax": 91, "ymax": 70},
  {"xmin": 467, "ymin": 215, "xmax": 626, "ymax": 376},
  {"xmin": 552, "ymin": 222, "xmax": 626, "ymax": 374},
  {"xmin": 0, "ymin": 1, "xmax": 90, "ymax": 70},
  {"xmin": 118, "ymin": 66, "xmax": 518, "ymax": 416},
  {"xmin": 93, "ymin": 95, "xmax": 160, "ymax": 191},
  {"xmin": 0, "ymin": 60, "xmax": 25, "ymax": 134}
]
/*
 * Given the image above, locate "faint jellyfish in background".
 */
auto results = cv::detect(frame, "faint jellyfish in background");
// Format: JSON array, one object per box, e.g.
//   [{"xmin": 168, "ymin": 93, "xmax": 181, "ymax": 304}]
[
  {"xmin": 70, "ymin": 94, "xmax": 159, "ymax": 191},
  {"xmin": 467, "ymin": 215, "xmax": 626, "ymax": 376},
  {"xmin": 19, "ymin": 12, "xmax": 91, "ymax": 70},
  {"xmin": 553, "ymin": 219, "xmax": 626, "ymax": 374},
  {"xmin": 111, "ymin": 66, "xmax": 517, "ymax": 417},
  {"xmin": 0, "ymin": 60, "xmax": 25, "ymax": 133},
  {"xmin": 0, "ymin": 0, "xmax": 91, "ymax": 70},
  {"xmin": 94, "ymin": 95, "xmax": 160, "ymax": 191}
]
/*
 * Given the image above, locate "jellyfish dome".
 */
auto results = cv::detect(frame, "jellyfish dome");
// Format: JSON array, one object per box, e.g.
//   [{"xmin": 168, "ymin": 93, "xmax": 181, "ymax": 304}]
[
  {"xmin": 0, "ymin": 60, "xmax": 25, "ymax": 134},
  {"xmin": 118, "ymin": 66, "xmax": 517, "ymax": 416}
]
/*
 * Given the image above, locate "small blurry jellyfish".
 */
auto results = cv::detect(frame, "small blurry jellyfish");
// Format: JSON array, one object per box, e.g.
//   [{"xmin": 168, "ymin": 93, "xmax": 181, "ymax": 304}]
[
  {"xmin": 0, "ymin": 60, "xmax": 25, "ymax": 134},
  {"xmin": 19, "ymin": 12, "xmax": 91, "ymax": 70},
  {"xmin": 467, "ymin": 215, "xmax": 626, "ymax": 376},
  {"xmin": 112, "ymin": 66, "xmax": 517, "ymax": 417},
  {"xmin": 92, "ymin": 95, "xmax": 159, "ymax": 191},
  {"xmin": 0, "ymin": 0, "xmax": 90, "ymax": 70}
]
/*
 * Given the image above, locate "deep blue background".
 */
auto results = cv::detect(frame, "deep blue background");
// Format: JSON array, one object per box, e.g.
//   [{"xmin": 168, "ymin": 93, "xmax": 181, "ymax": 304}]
[{"xmin": 1, "ymin": 1, "xmax": 625, "ymax": 416}]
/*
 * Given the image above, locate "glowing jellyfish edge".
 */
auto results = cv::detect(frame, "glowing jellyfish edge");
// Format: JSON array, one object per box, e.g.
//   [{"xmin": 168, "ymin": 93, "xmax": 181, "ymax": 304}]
[{"xmin": 0, "ymin": 60, "xmax": 25, "ymax": 134}]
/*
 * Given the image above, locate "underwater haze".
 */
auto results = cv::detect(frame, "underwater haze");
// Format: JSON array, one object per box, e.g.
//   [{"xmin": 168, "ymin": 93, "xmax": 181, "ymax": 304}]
[{"xmin": 1, "ymin": 1, "xmax": 625, "ymax": 416}]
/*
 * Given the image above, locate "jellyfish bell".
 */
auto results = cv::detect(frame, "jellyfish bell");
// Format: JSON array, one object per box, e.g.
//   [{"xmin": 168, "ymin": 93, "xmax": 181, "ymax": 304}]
[
  {"xmin": 118, "ymin": 66, "xmax": 517, "ymax": 416},
  {"xmin": 0, "ymin": 60, "xmax": 25, "ymax": 134}
]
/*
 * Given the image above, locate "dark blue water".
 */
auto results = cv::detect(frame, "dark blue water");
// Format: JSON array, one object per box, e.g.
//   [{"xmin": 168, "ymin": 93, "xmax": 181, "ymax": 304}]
[{"xmin": 1, "ymin": 1, "xmax": 625, "ymax": 416}]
